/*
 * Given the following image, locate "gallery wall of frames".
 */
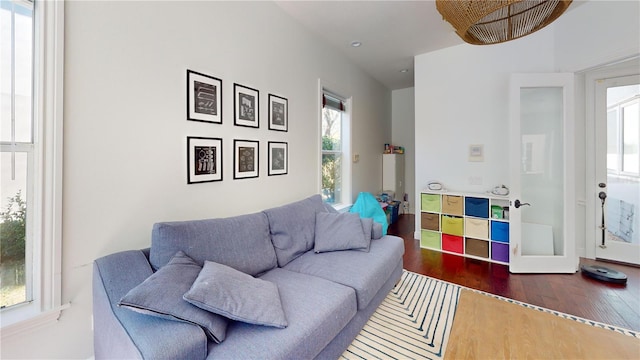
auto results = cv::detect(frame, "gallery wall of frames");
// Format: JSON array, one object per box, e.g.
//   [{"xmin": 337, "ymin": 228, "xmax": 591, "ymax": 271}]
[{"xmin": 186, "ymin": 69, "xmax": 289, "ymax": 184}]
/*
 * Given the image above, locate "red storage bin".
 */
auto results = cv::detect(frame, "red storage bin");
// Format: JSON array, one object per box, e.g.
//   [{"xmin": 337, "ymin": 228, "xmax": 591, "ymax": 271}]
[{"xmin": 442, "ymin": 234, "xmax": 463, "ymax": 254}]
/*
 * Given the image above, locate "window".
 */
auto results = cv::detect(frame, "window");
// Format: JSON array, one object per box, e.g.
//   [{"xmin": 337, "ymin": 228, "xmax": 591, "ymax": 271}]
[
  {"xmin": 1, "ymin": 0, "xmax": 64, "ymax": 332},
  {"xmin": 607, "ymin": 85, "xmax": 639, "ymax": 176},
  {"xmin": 321, "ymin": 90, "xmax": 351, "ymax": 207}
]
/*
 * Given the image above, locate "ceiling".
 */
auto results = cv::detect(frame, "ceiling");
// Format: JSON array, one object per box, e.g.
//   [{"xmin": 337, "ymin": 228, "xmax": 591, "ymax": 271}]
[
  {"xmin": 274, "ymin": 0, "xmax": 463, "ymax": 90},
  {"xmin": 275, "ymin": 0, "xmax": 585, "ymax": 91}
]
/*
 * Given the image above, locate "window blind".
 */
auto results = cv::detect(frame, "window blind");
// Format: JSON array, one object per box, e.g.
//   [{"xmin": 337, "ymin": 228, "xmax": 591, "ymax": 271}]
[{"xmin": 323, "ymin": 92, "xmax": 345, "ymax": 111}]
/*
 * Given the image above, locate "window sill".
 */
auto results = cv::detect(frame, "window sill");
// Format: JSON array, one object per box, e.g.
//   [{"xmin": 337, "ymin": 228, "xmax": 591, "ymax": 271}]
[
  {"xmin": 331, "ymin": 203, "xmax": 353, "ymax": 213},
  {"xmin": 1, "ymin": 303, "xmax": 70, "ymax": 339}
]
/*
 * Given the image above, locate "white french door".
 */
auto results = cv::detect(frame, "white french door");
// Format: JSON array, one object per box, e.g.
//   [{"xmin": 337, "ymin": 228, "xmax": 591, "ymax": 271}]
[
  {"xmin": 594, "ymin": 74, "xmax": 640, "ymax": 265},
  {"xmin": 508, "ymin": 73, "xmax": 578, "ymax": 273}
]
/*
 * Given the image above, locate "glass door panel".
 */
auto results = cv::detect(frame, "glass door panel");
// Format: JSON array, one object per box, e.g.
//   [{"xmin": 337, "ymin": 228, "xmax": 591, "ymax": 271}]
[{"xmin": 509, "ymin": 74, "xmax": 577, "ymax": 273}]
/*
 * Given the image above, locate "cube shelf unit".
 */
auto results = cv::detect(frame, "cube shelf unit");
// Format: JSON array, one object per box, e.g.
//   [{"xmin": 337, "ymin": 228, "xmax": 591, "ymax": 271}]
[{"xmin": 420, "ymin": 190, "xmax": 510, "ymax": 264}]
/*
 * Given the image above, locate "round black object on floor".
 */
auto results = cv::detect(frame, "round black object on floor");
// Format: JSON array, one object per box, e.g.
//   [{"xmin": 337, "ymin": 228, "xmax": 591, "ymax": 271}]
[{"xmin": 581, "ymin": 265, "xmax": 628, "ymax": 284}]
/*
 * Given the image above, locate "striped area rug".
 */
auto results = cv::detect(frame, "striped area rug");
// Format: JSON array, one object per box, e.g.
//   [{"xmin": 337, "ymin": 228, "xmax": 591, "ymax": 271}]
[
  {"xmin": 341, "ymin": 270, "xmax": 639, "ymax": 360},
  {"xmin": 341, "ymin": 271, "xmax": 461, "ymax": 360}
]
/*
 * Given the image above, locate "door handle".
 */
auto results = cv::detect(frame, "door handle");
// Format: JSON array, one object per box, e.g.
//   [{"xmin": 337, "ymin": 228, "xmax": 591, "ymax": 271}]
[{"xmin": 514, "ymin": 199, "xmax": 531, "ymax": 209}]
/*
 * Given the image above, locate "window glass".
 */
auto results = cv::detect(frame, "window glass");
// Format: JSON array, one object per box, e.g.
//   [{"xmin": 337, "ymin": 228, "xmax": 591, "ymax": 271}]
[
  {"xmin": 606, "ymin": 108, "xmax": 619, "ymax": 171},
  {"xmin": 0, "ymin": 152, "xmax": 28, "ymax": 308},
  {"xmin": 1, "ymin": 0, "xmax": 33, "ymax": 143},
  {"xmin": 1, "ymin": 0, "xmax": 33, "ymax": 310},
  {"xmin": 321, "ymin": 94, "xmax": 345, "ymax": 204},
  {"xmin": 622, "ymin": 102, "xmax": 639, "ymax": 174}
]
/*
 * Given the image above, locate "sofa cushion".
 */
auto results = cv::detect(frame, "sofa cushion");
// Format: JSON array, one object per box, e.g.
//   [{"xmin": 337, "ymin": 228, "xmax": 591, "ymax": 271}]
[
  {"xmin": 263, "ymin": 194, "xmax": 328, "ymax": 267},
  {"xmin": 184, "ymin": 261, "xmax": 287, "ymax": 328},
  {"xmin": 206, "ymin": 268, "xmax": 357, "ymax": 359},
  {"xmin": 150, "ymin": 212, "xmax": 277, "ymax": 276},
  {"xmin": 118, "ymin": 251, "xmax": 228, "ymax": 343},
  {"xmin": 284, "ymin": 235, "xmax": 404, "ymax": 310},
  {"xmin": 94, "ymin": 250, "xmax": 208, "ymax": 359},
  {"xmin": 314, "ymin": 212, "xmax": 369, "ymax": 253},
  {"xmin": 323, "ymin": 202, "xmax": 339, "ymax": 214}
]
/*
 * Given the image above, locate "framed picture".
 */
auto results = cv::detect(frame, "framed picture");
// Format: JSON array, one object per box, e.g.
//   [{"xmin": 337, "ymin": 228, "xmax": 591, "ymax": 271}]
[
  {"xmin": 233, "ymin": 139, "xmax": 259, "ymax": 179},
  {"xmin": 234, "ymin": 83, "xmax": 260, "ymax": 128},
  {"xmin": 268, "ymin": 141, "xmax": 288, "ymax": 176},
  {"xmin": 187, "ymin": 70, "xmax": 222, "ymax": 124},
  {"xmin": 468, "ymin": 144, "xmax": 484, "ymax": 162},
  {"xmin": 187, "ymin": 137, "xmax": 223, "ymax": 184},
  {"xmin": 268, "ymin": 94, "xmax": 288, "ymax": 132}
]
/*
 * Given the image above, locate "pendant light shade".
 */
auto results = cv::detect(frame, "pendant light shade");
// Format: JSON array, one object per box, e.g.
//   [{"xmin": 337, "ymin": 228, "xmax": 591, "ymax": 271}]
[{"xmin": 436, "ymin": 0, "xmax": 573, "ymax": 45}]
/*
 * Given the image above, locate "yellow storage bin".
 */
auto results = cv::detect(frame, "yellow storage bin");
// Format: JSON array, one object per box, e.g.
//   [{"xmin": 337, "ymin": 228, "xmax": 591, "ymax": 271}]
[
  {"xmin": 420, "ymin": 230, "xmax": 441, "ymax": 249},
  {"xmin": 442, "ymin": 195, "xmax": 463, "ymax": 215},
  {"xmin": 465, "ymin": 218, "xmax": 489, "ymax": 239},
  {"xmin": 421, "ymin": 193, "xmax": 440, "ymax": 213},
  {"xmin": 441, "ymin": 215, "xmax": 464, "ymax": 236}
]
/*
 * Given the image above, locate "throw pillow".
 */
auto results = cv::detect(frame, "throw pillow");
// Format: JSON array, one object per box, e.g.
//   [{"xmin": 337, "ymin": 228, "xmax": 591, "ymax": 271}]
[
  {"xmin": 314, "ymin": 212, "xmax": 369, "ymax": 253},
  {"xmin": 118, "ymin": 251, "xmax": 229, "ymax": 343},
  {"xmin": 372, "ymin": 221, "xmax": 383, "ymax": 239},
  {"xmin": 183, "ymin": 261, "xmax": 288, "ymax": 329},
  {"xmin": 360, "ymin": 217, "xmax": 374, "ymax": 252}
]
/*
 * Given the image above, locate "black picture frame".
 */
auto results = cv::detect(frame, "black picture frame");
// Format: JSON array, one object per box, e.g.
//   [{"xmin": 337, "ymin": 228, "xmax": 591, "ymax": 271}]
[
  {"xmin": 187, "ymin": 136, "xmax": 223, "ymax": 184},
  {"xmin": 187, "ymin": 70, "xmax": 222, "ymax": 124},
  {"xmin": 268, "ymin": 141, "xmax": 288, "ymax": 176},
  {"xmin": 233, "ymin": 139, "xmax": 259, "ymax": 179},
  {"xmin": 234, "ymin": 83, "xmax": 260, "ymax": 128},
  {"xmin": 268, "ymin": 94, "xmax": 288, "ymax": 132}
]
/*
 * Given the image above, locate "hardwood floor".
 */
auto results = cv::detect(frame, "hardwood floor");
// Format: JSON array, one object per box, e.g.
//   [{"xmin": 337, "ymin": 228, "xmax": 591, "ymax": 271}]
[{"xmin": 388, "ymin": 214, "xmax": 640, "ymax": 332}]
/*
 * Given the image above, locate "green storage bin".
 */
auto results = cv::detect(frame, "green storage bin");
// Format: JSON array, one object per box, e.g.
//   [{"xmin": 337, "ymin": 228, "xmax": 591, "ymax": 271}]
[
  {"xmin": 420, "ymin": 230, "xmax": 441, "ymax": 249},
  {"xmin": 441, "ymin": 215, "xmax": 464, "ymax": 236},
  {"xmin": 421, "ymin": 193, "xmax": 440, "ymax": 213}
]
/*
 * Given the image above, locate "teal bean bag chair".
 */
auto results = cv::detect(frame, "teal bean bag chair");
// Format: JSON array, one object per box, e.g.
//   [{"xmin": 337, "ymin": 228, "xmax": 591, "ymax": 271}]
[{"xmin": 350, "ymin": 192, "xmax": 388, "ymax": 235}]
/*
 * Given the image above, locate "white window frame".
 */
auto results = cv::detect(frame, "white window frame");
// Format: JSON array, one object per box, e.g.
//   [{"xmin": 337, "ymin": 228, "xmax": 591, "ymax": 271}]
[
  {"xmin": 318, "ymin": 80, "xmax": 352, "ymax": 210},
  {"xmin": 1, "ymin": 0, "xmax": 66, "ymax": 337}
]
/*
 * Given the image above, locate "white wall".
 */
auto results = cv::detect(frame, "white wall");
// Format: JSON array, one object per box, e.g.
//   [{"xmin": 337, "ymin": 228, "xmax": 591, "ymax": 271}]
[
  {"xmin": 392, "ymin": 87, "xmax": 415, "ymax": 212},
  {"xmin": 414, "ymin": 0, "xmax": 639, "ymax": 258},
  {"xmin": 0, "ymin": 1, "xmax": 390, "ymax": 358},
  {"xmin": 414, "ymin": 29, "xmax": 556, "ymax": 201},
  {"xmin": 555, "ymin": 0, "xmax": 640, "ymax": 72}
]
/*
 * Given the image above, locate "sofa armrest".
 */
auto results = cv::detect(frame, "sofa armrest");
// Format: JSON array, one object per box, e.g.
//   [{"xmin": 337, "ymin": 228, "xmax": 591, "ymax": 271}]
[{"xmin": 93, "ymin": 250, "xmax": 208, "ymax": 360}]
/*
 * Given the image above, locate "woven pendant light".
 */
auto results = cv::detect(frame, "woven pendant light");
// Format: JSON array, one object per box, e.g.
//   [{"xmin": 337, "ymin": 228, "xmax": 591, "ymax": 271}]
[{"xmin": 436, "ymin": 0, "xmax": 573, "ymax": 45}]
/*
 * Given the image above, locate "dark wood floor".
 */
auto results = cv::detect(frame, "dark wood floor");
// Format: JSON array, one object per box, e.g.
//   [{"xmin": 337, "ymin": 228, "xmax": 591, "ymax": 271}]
[{"xmin": 389, "ymin": 214, "xmax": 640, "ymax": 332}]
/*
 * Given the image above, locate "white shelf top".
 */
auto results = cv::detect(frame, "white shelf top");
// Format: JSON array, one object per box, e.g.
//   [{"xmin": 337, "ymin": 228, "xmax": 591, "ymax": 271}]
[{"xmin": 421, "ymin": 189, "xmax": 509, "ymax": 199}]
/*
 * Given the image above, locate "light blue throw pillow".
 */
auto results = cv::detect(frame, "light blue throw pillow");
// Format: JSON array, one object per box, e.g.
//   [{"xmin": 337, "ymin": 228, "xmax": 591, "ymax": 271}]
[
  {"xmin": 183, "ymin": 261, "xmax": 288, "ymax": 329},
  {"xmin": 118, "ymin": 251, "xmax": 229, "ymax": 343},
  {"xmin": 314, "ymin": 212, "xmax": 369, "ymax": 253}
]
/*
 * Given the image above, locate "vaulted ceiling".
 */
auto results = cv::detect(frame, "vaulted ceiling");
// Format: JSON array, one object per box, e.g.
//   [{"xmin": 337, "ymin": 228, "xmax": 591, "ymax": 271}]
[{"xmin": 275, "ymin": 0, "xmax": 585, "ymax": 90}]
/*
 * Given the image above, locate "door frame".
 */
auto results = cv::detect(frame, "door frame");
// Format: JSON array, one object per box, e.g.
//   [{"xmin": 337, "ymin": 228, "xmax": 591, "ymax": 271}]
[{"xmin": 584, "ymin": 58, "xmax": 640, "ymax": 260}]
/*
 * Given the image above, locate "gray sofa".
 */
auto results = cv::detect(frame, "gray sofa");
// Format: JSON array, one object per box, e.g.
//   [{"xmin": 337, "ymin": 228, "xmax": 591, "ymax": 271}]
[{"xmin": 93, "ymin": 194, "xmax": 404, "ymax": 359}]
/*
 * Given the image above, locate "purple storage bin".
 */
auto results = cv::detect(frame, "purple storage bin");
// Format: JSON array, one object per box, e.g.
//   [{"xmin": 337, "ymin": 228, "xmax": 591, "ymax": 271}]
[{"xmin": 491, "ymin": 242, "xmax": 509, "ymax": 263}]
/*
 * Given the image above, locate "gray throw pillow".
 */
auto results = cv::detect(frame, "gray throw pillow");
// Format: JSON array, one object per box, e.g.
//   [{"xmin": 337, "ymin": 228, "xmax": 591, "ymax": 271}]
[
  {"xmin": 118, "ymin": 251, "xmax": 229, "ymax": 343},
  {"xmin": 183, "ymin": 261, "xmax": 288, "ymax": 329},
  {"xmin": 372, "ymin": 221, "xmax": 383, "ymax": 239},
  {"xmin": 360, "ymin": 217, "xmax": 374, "ymax": 252},
  {"xmin": 314, "ymin": 212, "xmax": 369, "ymax": 253}
]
